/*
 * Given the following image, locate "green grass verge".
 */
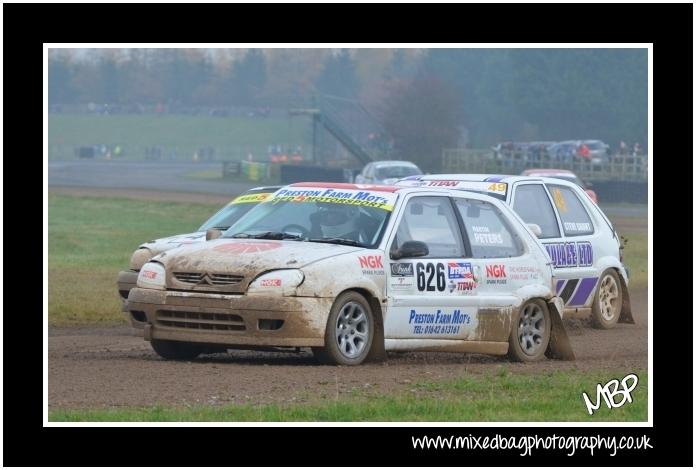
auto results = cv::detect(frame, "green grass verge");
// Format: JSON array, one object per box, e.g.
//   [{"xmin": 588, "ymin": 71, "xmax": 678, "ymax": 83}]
[
  {"xmin": 50, "ymin": 369, "xmax": 647, "ymax": 422},
  {"xmin": 48, "ymin": 114, "xmax": 309, "ymax": 160},
  {"xmin": 621, "ymin": 231, "xmax": 647, "ymax": 290},
  {"xmin": 48, "ymin": 193, "xmax": 220, "ymax": 325}
]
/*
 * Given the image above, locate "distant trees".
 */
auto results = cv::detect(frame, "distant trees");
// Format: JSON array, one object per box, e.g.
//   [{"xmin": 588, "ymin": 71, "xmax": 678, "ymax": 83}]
[
  {"xmin": 47, "ymin": 48, "xmax": 647, "ymax": 148},
  {"xmin": 381, "ymin": 76, "xmax": 462, "ymax": 173},
  {"xmin": 315, "ymin": 49, "xmax": 360, "ymax": 98}
]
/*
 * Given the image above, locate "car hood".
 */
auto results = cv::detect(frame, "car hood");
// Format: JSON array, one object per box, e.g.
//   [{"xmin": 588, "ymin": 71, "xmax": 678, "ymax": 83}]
[
  {"xmin": 154, "ymin": 238, "xmax": 365, "ymax": 292},
  {"xmin": 140, "ymin": 232, "xmax": 206, "ymax": 254}
]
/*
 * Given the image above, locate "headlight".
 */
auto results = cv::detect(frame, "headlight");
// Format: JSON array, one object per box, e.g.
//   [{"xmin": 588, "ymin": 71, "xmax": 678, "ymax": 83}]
[
  {"xmin": 136, "ymin": 262, "xmax": 166, "ymax": 290},
  {"xmin": 129, "ymin": 247, "xmax": 154, "ymax": 271},
  {"xmin": 247, "ymin": 269, "xmax": 304, "ymax": 296}
]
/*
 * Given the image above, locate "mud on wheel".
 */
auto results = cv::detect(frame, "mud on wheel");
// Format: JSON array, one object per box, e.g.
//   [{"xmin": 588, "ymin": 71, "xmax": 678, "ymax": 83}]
[
  {"xmin": 313, "ymin": 291, "xmax": 374, "ymax": 366},
  {"xmin": 508, "ymin": 298, "xmax": 551, "ymax": 362},
  {"xmin": 591, "ymin": 269, "xmax": 623, "ymax": 329}
]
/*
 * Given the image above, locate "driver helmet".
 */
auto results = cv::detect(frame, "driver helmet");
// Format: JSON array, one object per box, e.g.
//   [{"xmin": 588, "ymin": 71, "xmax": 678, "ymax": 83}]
[{"xmin": 317, "ymin": 204, "xmax": 359, "ymax": 238}]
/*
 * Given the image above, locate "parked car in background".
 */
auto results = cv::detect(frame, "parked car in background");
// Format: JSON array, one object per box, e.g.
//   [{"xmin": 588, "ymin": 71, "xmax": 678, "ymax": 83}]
[
  {"xmin": 117, "ymin": 186, "xmax": 281, "ymax": 328},
  {"xmin": 521, "ymin": 169, "xmax": 598, "ymax": 203},
  {"xmin": 397, "ymin": 174, "xmax": 633, "ymax": 330},
  {"xmin": 355, "ymin": 160, "xmax": 422, "ymax": 185},
  {"xmin": 128, "ymin": 182, "xmax": 574, "ymax": 364},
  {"xmin": 548, "ymin": 140, "xmax": 609, "ymax": 164},
  {"xmin": 547, "ymin": 141, "xmax": 580, "ymax": 162}
]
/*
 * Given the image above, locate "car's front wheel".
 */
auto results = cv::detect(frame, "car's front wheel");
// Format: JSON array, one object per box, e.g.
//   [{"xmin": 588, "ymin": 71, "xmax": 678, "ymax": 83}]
[
  {"xmin": 313, "ymin": 291, "xmax": 374, "ymax": 365},
  {"xmin": 508, "ymin": 299, "xmax": 551, "ymax": 362},
  {"xmin": 151, "ymin": 339, "xmax": 203, "ymax": 360},
  {"xmin": 591, "ymin": 269, "xmax": 623, "ymax": 329}
]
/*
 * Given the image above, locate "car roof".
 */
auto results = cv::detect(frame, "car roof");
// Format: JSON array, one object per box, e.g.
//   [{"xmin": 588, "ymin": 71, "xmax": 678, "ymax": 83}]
[
  {"xmin": 400, "ymin": 173, "xmax": 581, "ymax": 187},
  {"xmin": 372, "ymin": 160, "xmax": 419, "ymax": 167},
  {"xmin": 521, "ymin": 168, "xmax": 576, "ymax": 176},
  {"xmin": 287, "ymin": 181, "xmax": 516, "ymax": 203}
]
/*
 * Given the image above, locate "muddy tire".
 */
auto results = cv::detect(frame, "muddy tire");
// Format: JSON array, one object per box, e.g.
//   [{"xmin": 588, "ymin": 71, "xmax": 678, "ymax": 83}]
[
  {"xmin": 508, "ymin": 299, "xmax": 551, "ymax": 362},
  {"xmin": 312, "ymin": 291, "xmax": 374, "ymax": 366},
  {"xmin": 151, "ymin": 339, "xmax": 203, "ymax": 360},
  {"xmin": 591, "ymin": 269, "xmax": 623, "ymax": 329}
]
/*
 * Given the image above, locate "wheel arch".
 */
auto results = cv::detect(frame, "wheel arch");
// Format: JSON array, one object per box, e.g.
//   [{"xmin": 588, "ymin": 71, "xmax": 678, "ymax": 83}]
[{"xmin": 336, "ymin": 287, "xmax": 386, "ymax": 362}]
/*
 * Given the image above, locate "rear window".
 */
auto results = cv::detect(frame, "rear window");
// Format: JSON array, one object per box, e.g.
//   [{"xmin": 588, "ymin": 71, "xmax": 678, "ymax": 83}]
[
  {"xmin": 547, "ymin": 185, "xmax": 594, "ymax": 236},
  {"xmin": 512, "ymin": 184, "xmax": 561, "ymax": 239}
]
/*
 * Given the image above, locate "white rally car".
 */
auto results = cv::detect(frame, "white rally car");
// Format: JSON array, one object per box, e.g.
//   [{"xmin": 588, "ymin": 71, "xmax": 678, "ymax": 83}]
[
  {"xmin": 397, "ymin": 174, "xmax": 634, "ymax": 329},
  {"xmin": 128, "ymin": 183, "xmax": 574, "ymax": 365},
  {"xmin": 117, "ymin": 186, "xmax": 280, "ymax": 327}
]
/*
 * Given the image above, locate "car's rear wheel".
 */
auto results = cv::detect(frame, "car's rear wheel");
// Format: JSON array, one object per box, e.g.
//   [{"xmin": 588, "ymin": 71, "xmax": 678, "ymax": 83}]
[
  {"xmin": 151, "ymin": 339, "xmax": 203, "ymax": 360},
  {"xmin": 313, "ymin": 292, "xmax": 374, "ymax": 366},
  {"xmin": 591, "ymin": 269, "xmax": 623, "ymax": 329},
  {"xmin": 508, "ymin": 299, "xmax": 550, "ymax": 362}
]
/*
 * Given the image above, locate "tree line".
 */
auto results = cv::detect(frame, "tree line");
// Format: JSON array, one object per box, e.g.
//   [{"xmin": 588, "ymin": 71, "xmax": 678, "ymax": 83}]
[{"xmin": 49, "ymin": 48, "xmax": 647, "ymax": 171}]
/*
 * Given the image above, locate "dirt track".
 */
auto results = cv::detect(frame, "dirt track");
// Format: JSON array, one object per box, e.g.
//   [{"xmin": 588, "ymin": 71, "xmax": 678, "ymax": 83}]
[{"xmin": 48, "ymin": 290, "xmax": 647, "ymax": 410}]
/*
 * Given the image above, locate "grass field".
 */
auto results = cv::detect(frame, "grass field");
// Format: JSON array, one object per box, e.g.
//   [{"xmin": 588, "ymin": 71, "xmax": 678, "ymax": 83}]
[
  {"xmin": 49, "ymin": 369, "xmax": 647, "ymax": 422},
  {"xmin": 621, "ymin": 231, "xmax": 648, "ymax": 290},
  {"xmin": 48, "ymin": 193, "xmax": 220, "ymax": 325},
  {"xmin": 48, "ymin": 192, "xmax": 649, "ymax": 325},
  {"xmin": 48, "ymin": 114, "xmax": 310, "ymax": 160}
]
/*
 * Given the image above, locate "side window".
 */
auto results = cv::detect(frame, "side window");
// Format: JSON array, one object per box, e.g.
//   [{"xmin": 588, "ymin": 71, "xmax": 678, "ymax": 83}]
[
  {"xmin": 512, "ymin": 184, "xmax": 561, "ymax": 238},
  {"xmin": 547, "ymin": 185, "xmax": 594, "ymax": 236},
  {"xmin": 393, "ymin": 196, "xmax": 464, "ymax": 258},
  {"xmin": 456, "ymin": 199, "xmax": 524, "ymax": 258}
]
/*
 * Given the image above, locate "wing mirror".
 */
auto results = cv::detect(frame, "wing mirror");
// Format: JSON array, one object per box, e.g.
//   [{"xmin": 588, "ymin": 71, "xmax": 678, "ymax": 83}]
[
  {"xmin": 391, "ymin": 240, "xmax": 429, "ymax": 260},
  {"xmin": 206, "ymin": 229, "xmax": 223, "ymax": 241},
  {"xmin": 526, "ymin": 223, "xmax": 542, "ymax": 237}
]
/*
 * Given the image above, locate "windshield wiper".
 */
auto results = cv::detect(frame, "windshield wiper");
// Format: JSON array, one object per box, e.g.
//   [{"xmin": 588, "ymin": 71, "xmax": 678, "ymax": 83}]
[
  {"xmin": 308, "ymin": 237, "xmax": 366, "ymax": 247},
  {"xmin": 231, "ymin": 231, "xmax": 304, "ymax": 240}
]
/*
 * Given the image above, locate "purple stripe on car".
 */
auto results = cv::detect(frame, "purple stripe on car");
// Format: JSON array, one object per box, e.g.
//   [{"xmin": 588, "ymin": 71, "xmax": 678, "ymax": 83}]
[
  {"xmin": 556, "ymin": 279, "xmax": 566, "ymax": 295},
  {"xmin": 568, "ymin": 277, "xmax": 599, "ymax": 306},
  {"xmin": 484, "ymin": 176, "xmax": 505, "ymax": 182}
]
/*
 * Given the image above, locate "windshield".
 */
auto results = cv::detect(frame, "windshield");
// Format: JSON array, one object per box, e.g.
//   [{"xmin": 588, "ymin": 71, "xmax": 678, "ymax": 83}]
[
  {"xmin": 222, "ymin": 187, "xmax": 397, "ymax": 248},
  {"xmin": 198, "ymin": 192, "xmax": 273, "ymax": 231},
  {"xmin": 376, "ymin": 165, "xmax": 420, "ymax": 179}
]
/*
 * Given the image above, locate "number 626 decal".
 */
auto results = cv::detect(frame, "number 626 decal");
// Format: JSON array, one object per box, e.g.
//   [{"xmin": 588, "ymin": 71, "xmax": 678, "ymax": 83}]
[{"xmin": 416, "ymin": 262, "xmax": 446, "ymax": 292}]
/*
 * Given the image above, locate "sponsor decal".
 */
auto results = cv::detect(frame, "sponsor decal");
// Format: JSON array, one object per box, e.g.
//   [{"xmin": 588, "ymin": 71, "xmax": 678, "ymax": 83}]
[
  {"xmin": 390, "ymin": 262, "xmax": 414, "ymax": 277},
  {"xmin": 543, "ymin": 241, "xmax": 593, "ymax": 268},
  {"xmin": 359, "ymin": 255, "xmax": 384, "ymax": 276},
  {"xmin": 260, "ymin": 278, "xmax": 282, "ymax": 287},
  {"xmin": 359, "ymin": 255, "xmax": 383, "ymax": 269},
  {"xmin": 213, "ymin": 241, "xmax": 281, "ymax": 254},
  {"xmin": 408, "ymin": 308, "xmax": 471, "ymax": 335},
  {"xmin": 390, "ymin": 276, "xmax": 414, "ymax": 291},
  {"xmin": 425, "ymin": 180, "xmax": 459, "ymax": 187},
  {"xmin": 230, "ymin": 192, "xmax": 272, "ymax": 205},
  {"xmin": 270, "ymin": 187, "xmax": 396, "ymax": 211},
  {"xmin": 485, "ymin": 264, "xmax": 507, "ymax": 285},
  {"xmin": 563, "ymin": 221, "xmax": 592, "ymax": 232},
  {"xmin": 141, "ymin": 270, "xmax": 158, "ymax": 279},
  {"xmin": 447, "ymin": 262, "xmax": 473, "ymax": 279},
  {"xmin": 448, "ymin": 279, "xmax": 476, "ymax": 293},
  {"xmin": 471, "ymin": 225, "xmax": 503, "ymax": 245},
  {"xmin": 509, "ymin": 265, "xmax": 540, "ymax": 281}
]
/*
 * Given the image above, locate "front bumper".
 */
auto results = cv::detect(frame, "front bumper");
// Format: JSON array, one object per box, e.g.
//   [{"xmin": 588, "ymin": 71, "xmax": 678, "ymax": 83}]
[
  {"xmin": 127, "ymin": 288, "xmax": 332, "ymax": 348},
  {"xmin": 117, "ymin": 270, "xmax": 145, "ymax": 328}
]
